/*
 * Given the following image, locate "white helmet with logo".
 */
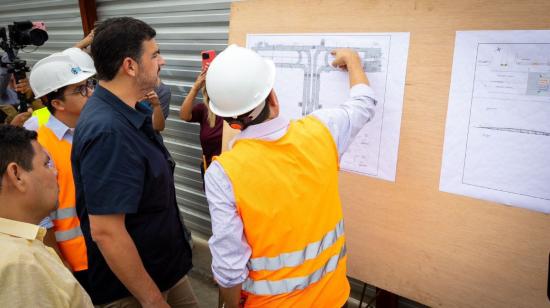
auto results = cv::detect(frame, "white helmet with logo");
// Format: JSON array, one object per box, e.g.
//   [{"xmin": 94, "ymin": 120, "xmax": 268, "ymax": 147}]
[
  {"xmin": 30, "ymin": 53, "xmax": 95, "ymax": 98},
  {"xmin": 62, "ymin": 47, "xmax": 96, "ymax": 73},
  {"xmin": 205, "ymin": 44, "xmax": 276, "ymax": 117}
]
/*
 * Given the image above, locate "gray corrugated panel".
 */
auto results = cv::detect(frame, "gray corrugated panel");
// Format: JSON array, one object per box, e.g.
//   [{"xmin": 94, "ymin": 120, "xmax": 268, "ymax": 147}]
[
  {"xmin": 0, "ymin": 0, "xmax": 76, "ymax": 10},
  {"xmin": 97, "ymin": 0, "xmax": 231, "ymax": 16},
  {"xmin": 161, "ymin": 67, "xmax": 197, "ymax": 80},
  {"xmin": 0, "ymin": 0, "xmax": 83, "ymax": 69},
  {"xmin": 175, "ymin": 183, "xmax": 212, "ymax": 238},
  {"xmin": 158, "ymin": 41, "xmax": 227, "ymax": 52},
  {"xmin": 155, "ymin": 28, "xmax": 228, "ymax": 40},
  {"xmin": 132, "ymin": 12, "xmax": 229, "ymax": 25},
  {"xmin": 0, "ymin": 7, "xmax": 81, "ymax": 21}
]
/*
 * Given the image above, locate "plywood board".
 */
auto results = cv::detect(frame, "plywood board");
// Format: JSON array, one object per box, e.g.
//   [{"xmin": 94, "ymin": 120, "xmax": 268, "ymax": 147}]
[{"xmin": 225, "ymin": 1, "xmax": 550, "ymax": 307}]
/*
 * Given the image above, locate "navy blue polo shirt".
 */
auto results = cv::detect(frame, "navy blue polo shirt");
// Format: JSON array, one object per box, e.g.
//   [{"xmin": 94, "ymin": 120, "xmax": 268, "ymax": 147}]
[{"xmin": 72, "ymin": 85, "xmax": 192, "ymax": 304}]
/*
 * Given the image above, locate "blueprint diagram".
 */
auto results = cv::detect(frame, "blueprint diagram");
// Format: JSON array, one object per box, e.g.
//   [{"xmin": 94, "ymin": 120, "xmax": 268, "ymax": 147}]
[
  {"xmin": 440, "ymin": 31, "xmax": 550, "ymax": 213},
  {"xmin": 247, "ymin": 33, "xmax": 410, "ymax": 181}
]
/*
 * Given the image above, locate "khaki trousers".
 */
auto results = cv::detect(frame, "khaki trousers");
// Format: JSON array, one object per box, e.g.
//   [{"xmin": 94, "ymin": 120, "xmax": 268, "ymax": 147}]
[{"xmin": 95, "ymin": 276, "xmax": 199, "ymax": 308}]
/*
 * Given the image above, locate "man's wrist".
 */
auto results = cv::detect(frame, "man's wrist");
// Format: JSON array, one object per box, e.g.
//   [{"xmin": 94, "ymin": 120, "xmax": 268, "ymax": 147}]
[
  {"xmin": 140, "ymin": 292, "xmax": 165, "ymax": 306},
  {"xmin": 140, "ymin": 296, "xmax": 168, "ymax": 308},
  {"xmin": 345, "ymin": 54, "xmax": 362, "ymax": 66}
]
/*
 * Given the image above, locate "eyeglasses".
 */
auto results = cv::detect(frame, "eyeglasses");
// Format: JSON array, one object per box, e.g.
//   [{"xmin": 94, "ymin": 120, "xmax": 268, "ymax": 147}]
[
  {"xmin": 47, "ymin": 157, "xmax": 56, "ymax": 170},
  {"xmin": 68, "ymin": 78, "xmax": 96, "ymax": 97}
]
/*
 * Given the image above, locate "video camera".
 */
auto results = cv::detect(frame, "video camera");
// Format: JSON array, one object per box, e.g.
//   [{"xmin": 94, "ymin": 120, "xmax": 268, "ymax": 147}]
[{"xmin": 0, "ymin": 21, "xmax": 48, "ymax": 112}]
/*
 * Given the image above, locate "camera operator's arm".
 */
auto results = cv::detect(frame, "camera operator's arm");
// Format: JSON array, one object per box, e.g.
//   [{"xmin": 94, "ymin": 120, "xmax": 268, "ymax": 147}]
[{"xmin": 74, "ymin": 30, "xmax": 94, "ymax": 49}]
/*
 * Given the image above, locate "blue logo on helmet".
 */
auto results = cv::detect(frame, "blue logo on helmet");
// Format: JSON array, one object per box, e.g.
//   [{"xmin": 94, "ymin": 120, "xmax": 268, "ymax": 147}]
[{"xmin": 71, "ymin": 66, "xmax": 82, "ymax": 75}]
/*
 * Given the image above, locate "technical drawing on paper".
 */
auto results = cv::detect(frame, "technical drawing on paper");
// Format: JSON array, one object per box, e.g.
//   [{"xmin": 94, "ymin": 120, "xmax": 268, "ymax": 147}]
[
  {"xmin": 247, "ymin": 33, "xmax": 410, "ymax": 181},
  {"xmin": 440, "ymin": 31, "xmax": 550, "ymax": 213},
  {"xmin": 251, "ymin": 39, "xmax": 382, "ymax": 116}
]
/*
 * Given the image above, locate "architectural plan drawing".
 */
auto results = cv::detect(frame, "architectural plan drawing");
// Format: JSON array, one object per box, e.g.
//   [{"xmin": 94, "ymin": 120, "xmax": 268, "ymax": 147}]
[
  {"xmin": 440, "ymin": 30, "xmax": 550, "ymax": 213},
  {"xmin": 247, "ymin": 33, "xmax": 410, "ymax": 181}
]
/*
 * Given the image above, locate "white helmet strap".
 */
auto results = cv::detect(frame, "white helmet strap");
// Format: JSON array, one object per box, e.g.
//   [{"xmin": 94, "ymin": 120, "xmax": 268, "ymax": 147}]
[
  {"xmin": 224, "ymin": 99, "xmax": 271, "ymax": 130},
  {"xmin": 233, "ymin": 100, "xmax": 265, "ymax": 121}
]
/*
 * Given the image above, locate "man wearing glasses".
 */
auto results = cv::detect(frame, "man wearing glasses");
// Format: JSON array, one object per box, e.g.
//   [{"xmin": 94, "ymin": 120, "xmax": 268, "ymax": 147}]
[{"xmin": 27, "ymin": 49, "xmax": 96, "ymax": 292}]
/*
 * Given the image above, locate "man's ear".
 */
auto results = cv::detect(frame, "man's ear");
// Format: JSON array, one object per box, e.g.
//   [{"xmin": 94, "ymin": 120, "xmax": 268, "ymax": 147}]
[
  {"xmin": 4, "ymin": 162, "xmax": 27, "ymax": 193},
  {"xmin": 122, "ymin": 57, "xmax": 137, "ymax": 77},
  {"xmin": 267, "ymin": 90, "xmax": 279, "ymax": 107},
  {"xmin": 50, "ymin": 98, "xmax": 65, "ymax": 112}
]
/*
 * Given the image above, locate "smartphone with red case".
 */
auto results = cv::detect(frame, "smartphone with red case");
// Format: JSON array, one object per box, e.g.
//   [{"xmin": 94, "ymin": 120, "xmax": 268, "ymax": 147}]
[{"xmin": 201, "ymin": 50, "xmax": 216, "ymax": 71}]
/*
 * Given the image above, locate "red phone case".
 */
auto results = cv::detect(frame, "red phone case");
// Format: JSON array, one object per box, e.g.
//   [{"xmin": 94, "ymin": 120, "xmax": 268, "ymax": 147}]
[{"xmin": 201, "ymin": 50, "xmax": 216, "ymax": 71}]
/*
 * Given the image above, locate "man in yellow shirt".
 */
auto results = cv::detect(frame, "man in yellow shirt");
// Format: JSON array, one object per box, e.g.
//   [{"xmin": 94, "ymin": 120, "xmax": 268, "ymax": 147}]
[{"xmin": 0, "ymin": 124, "xmax": 92, "ymax": 307}]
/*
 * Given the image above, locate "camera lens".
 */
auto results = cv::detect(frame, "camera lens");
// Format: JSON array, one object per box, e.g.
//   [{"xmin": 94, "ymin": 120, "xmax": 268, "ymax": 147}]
[{"xmin": 29, "ymin": 29, "xmax": 48, "ymax": 46}]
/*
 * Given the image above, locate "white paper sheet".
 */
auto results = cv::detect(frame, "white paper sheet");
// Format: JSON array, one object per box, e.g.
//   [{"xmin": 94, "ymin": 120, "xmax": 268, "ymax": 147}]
[
  {"xmin": 440, "ymin": 30, "xmax": 550, "ymax": 213},
  {"xmin": 246, "ymin": 33, "xmax": 409, "ymax": 181}
]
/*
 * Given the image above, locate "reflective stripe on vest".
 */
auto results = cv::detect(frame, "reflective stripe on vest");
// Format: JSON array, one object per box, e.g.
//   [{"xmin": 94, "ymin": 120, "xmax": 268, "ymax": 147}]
[
  {"xmin": 55, "ymin": 226, "xmax": 83, "ymax": 242},
  {"xmin": 248, "ymin": 219, "xmax": 344, "ymax": 271},
  {"xmin": 243, "ymin": 244, "xmax": 347, "ymax": 295},
  {"xmin": 50, "ymin": 207, "xmax": 77, "ymax": 220}
]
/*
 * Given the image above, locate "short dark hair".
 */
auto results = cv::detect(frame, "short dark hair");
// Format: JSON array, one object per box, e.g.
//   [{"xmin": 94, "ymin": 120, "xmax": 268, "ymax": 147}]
[
  {"xmin": 0, "ymin": 125, "xmax": 37, "ymax": 191},
  {"xmin": 91, "ymin": 17, "xmax": 156, "ymax": 81}
]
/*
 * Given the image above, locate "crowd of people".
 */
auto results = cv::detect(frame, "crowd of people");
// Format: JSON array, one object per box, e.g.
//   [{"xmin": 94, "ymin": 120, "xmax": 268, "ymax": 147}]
[{"xmin": 0, "ymin": 16, "xmax": 376, "ymax": 308}]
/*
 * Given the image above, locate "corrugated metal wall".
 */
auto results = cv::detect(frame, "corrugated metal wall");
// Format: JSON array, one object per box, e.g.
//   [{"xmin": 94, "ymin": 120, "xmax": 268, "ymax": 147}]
[
  {"xmin": 0, "ymin": 0, "xmax": 83, "ymax": 67},
  {"xmin": 96, "ymin": 0, "xmax": 231, "ymax": 239}
]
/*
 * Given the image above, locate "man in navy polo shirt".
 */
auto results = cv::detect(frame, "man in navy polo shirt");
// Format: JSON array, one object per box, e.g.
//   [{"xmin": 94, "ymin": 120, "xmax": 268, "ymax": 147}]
[{"xmin": 72, "ymin": 17, "xmax": 197, "ymax": 307}]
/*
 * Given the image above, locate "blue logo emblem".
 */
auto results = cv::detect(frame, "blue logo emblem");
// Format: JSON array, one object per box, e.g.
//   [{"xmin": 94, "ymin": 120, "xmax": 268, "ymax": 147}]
[{"xmin": 71, "ymin": 66, "xmax": 82, "ymax": 75}]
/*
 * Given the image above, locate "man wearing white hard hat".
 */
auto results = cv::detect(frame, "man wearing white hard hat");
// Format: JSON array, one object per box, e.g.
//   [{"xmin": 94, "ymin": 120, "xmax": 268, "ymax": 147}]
[
  {"xmin": 205, "ymin": 45, "xmax": 377, "ymax": 307},
  {"xmin": 27, "ymin": 49, "xmax": 96, "ymax": 292},
  {"xmin": 24, "ymin": 47, "xmax": 96, "ymax": 131}
]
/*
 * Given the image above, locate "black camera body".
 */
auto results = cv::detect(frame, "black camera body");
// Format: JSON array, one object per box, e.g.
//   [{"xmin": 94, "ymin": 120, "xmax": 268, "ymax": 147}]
[{"xmin": 0, "ymin": 21, "xmax": 48, "ymax": 112}]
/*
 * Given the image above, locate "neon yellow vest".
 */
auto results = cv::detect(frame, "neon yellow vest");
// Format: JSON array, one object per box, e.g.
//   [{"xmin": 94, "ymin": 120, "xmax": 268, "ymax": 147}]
[{"xmin": 32, "ymin": 107, "xmax": 51, "ymax": 127}]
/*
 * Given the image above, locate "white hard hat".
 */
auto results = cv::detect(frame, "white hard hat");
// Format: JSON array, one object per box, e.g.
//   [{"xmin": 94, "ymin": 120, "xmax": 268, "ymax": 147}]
[
  {"xmin": 205, "ymin": 44, "xmax": 276, "ymax": 117},
  {"xmin": 62, "ymin": 47, "xmax": 96, "ymax": 74},
  {"xmin": 30, "ymin": 53, "xmax": 95, "ymax": 98}
]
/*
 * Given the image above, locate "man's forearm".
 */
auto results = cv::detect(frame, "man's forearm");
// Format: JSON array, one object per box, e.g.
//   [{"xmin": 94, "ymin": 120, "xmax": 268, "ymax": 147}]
[
  {"xmin": 95, "ymin": 228, "xmax": 164, "ymax": 305},
  {"xmin": 179, "ymin": 86, "xmax": 199, "ymax": 121},
  {"xmin": 346, "ymin": 56, "xmax": 369, "ymax": 88},
  {"xmin": 219, "ymin": 284, "xmax": 242, "ymax": 308},
  {"xmin": 152, "ymin": 104, "xmax": 165, "ymax": 131}
]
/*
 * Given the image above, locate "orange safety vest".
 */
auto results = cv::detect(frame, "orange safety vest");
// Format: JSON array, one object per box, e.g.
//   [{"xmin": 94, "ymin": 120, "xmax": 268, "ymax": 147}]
[
  {"xmin": 37, "ymin": 125, "xmax": 88, "ymax": 272},
  {"xmin": 216, "ymin": 116, "xmax": 349, "ymax": 308}
]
